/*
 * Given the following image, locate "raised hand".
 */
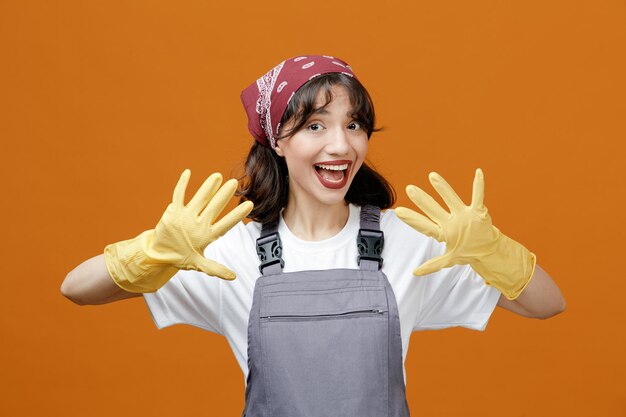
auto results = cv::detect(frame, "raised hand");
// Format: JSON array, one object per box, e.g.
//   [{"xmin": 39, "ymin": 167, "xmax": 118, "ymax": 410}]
[
  {"xmin": 153, "ymin": 170, "xmax": 253, "ymax": 277},
  {"xmin": 104, "ymin": 170, "xmax": 254, "ymax": 293},
  {"xmin": 395, "ymin": 168, "xmax": 535, "ymax": 300}
]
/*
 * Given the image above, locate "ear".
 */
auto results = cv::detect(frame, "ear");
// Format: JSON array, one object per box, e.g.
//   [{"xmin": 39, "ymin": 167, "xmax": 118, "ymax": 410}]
[{"xmin": 274, "ymin": 142, "xmax": 284, "ymax": 157}]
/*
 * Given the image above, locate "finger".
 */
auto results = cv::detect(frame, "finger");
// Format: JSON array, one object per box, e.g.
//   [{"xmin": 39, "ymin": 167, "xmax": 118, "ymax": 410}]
[
  {"xmin": 188, "ymin": 173, "xmax": 223, "ymax": 213},
  {"xmin": 412, "ymin": 254, "xmax": 453, "ymax": 276},
  {"xmin": 428, "ymin": 172, "xmax": 466, "ymax": 212},
  {"xmin": 201, "ymin": 178, "xmax": 239, "ymax": 224},
  {"xmin": 395, "ymin": 206, "xmax": 442, "ymax": 241},
  {"xmin": 210, "ymin": 201, "xmax": 254, "ymax": 237},
  {"xmin": 470, "ymin": 168, "xmax": 485, "ymax": 209},
  {"xmin": 172, "ymin": 169, "xmax": 191, "ymax": 208},
  {"xmin": 195, "ymin": 258, "xmax": 238, "ymax": 281},
  {"xmin": 405, "ymin": 184, "xmax": 449, "ymax": 224}
]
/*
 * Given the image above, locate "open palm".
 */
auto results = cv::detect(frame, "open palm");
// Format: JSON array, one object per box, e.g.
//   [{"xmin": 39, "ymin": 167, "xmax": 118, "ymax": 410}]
[{"xmin": 395, "ymin": 168, "xmax": 500, "ymax": 276}]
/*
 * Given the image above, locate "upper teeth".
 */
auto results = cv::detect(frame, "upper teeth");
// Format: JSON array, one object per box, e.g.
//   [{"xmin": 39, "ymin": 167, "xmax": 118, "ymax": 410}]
[{"xmin": 315, "ymin": 163, "xmax": 348, "ymax": 171}]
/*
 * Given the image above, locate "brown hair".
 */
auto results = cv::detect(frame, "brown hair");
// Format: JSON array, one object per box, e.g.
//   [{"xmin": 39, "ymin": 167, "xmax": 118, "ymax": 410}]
[{"xmin": 237, "ymin": 73, "xmax": 396, "ymax": 224}]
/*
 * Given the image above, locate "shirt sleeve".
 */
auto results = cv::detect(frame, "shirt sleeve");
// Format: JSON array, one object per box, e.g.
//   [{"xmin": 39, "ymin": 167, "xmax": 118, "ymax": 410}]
[
  {"xmin": 142, "ymin": 241, "xmax": 223, "ymax": 335},
  {"xmin": 413, "ymin": 238, "xmax": 502, "ymax": 332}
]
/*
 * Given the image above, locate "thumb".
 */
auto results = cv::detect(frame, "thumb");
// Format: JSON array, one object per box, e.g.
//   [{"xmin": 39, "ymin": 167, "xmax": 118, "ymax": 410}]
[
  {"xmin": 187, "ymin": 254, "xmax": 237, "ymax": 280},
  {"xmin": 412, "ymin": 254, "xmax": 453, "ymax": 276}
]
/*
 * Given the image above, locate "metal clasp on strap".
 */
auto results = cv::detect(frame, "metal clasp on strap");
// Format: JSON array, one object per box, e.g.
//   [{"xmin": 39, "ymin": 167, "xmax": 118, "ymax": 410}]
[
  {"xmin": 357, "ymin": 228, "xmax": 384, "ymax": 270},
  {"xmin": 256, "ymin": 232, "xmax": 285, "ymax": 274}
]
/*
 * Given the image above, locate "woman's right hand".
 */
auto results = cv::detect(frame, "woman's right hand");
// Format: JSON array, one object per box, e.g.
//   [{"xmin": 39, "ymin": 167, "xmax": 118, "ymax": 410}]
[
  {"xmin": 103, "ymin": 170, "xmax": 254, "ymax": 293},
  {"xmin": 153, "ymin": 169, "xmax": 254, "ymax": 275}
]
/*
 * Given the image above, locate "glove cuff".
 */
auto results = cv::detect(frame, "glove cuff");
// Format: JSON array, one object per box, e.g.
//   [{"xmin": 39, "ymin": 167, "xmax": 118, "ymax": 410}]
[
  {"xmin": 471, "ymin": 229, "xmax": 537, "ymax": 300},
  {"xmin": 104, "ymin": 229, "xmax": 178, "ymax": 293}
]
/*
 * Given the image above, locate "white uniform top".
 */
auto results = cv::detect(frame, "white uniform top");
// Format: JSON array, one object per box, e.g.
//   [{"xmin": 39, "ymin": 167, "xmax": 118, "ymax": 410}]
[{"xmin": 144, "ymin": 204, "xmax": 501, "ymax": 384}]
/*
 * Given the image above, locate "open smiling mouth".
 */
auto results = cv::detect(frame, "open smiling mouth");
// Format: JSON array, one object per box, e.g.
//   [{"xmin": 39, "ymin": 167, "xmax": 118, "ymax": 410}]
[{"xmin": 313, "ymin": 162, "xmax": 351, "ymax": 189}]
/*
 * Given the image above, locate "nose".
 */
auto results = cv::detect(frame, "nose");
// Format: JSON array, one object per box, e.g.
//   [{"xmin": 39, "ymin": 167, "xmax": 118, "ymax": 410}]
[{"xmin": 325, "ymin": 126, "xmax": 351, "ymax": 156}]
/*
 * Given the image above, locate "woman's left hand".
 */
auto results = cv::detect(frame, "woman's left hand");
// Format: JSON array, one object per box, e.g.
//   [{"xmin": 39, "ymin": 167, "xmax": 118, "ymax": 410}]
[{"xmin": 395, "ymin": 168, "xmax": 536, "ymax": 300}]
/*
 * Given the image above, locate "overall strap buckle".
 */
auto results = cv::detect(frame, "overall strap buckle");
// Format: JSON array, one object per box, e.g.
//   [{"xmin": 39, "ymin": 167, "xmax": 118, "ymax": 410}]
[
  {"xmin": 256, "ymin": 232, "xmax": 285, "ymax": 274},
  {"xmin": 357, "ymin": 228, "xmax": 384, "ymax": 270}
]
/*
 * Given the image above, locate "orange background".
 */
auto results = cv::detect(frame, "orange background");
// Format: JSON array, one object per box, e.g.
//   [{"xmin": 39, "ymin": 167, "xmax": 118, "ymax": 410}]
[{"xmin": 2, "ymin": 0, "xmax": 625, "ymax": 416}]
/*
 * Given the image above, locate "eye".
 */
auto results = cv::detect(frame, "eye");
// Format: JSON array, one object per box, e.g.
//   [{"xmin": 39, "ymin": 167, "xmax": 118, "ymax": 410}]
[
  {"xmin": 306, "ymin": 122, "xmax": 324, "ymax": 132},
  {"xmin": 347, "ymin": 121, "xmax": 361, "ymax": 130}
]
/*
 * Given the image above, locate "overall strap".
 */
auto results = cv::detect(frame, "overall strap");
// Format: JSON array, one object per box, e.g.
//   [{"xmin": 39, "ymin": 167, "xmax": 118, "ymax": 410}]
[
  {"xmin": 256, "ymin": 220, "xmax": 284, "ymax": 275},
  {"xmin": 357, "ymin": 205, "xmax": 384, "ymax": 271}
]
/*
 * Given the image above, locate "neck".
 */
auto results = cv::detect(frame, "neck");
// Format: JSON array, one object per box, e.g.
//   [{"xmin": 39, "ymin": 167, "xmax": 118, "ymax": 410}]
[{"xmin": 282, "ymin": 195, "xmax": 350, "ymax": 241}]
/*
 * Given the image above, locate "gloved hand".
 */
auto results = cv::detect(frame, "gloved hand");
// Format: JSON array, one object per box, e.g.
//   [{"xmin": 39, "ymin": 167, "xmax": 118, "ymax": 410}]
[
  {"xmin": 104, "ymin": 169, "xmax": 254, "ymax": 293},
  {"xmin": 395, "ymin": 168, "xmax": 536, "ymax": 300}
]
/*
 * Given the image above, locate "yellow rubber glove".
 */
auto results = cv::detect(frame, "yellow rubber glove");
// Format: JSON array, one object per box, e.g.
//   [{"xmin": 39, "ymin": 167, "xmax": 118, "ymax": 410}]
[
  {"xmin": 395, "ymin": 168, "xmax": 536, "ymax": 300},
  {"xmin": 104, "ymin": 169, "xmax": 254, "ymax": 293}
]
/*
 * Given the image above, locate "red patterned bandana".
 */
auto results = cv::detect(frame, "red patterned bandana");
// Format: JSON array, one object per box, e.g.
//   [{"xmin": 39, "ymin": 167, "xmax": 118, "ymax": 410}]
[{"xmin": 240, "ymin": 55, "xmax": 358, "ymax": 148}]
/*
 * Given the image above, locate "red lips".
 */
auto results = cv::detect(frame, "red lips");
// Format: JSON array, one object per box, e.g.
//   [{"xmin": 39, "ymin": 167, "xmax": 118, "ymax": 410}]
[{"xmin": 312, "ymin": 160, "xmax": 352, "ymax": 189}]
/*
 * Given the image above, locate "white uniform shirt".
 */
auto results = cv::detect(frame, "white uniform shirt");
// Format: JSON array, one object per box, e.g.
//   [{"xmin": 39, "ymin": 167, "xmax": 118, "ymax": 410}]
[{"xmin": 144, "ymin": 204, "xmax": 501, "ymax": 384}]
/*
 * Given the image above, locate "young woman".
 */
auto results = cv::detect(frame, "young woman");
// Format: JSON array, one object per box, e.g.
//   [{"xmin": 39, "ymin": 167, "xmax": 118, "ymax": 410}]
[{"xmin": 61, "ymin": 55, "xmax": 565, "ymax": 417}]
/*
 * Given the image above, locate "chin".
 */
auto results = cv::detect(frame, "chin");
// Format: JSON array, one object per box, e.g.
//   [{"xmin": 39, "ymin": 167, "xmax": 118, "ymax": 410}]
[
  {"xmin": 316, "ymin": 195, "xmax": 350, "ymax": 207},
  {"xmin": 313, "ymin": 183, "xmax": 354, "ymax": 206}
]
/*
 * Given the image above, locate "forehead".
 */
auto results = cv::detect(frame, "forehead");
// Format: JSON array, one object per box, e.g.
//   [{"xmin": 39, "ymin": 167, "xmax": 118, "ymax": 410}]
[{"xmin": 312, "ymin": 84, "xmax": 352, "ymax": 109}]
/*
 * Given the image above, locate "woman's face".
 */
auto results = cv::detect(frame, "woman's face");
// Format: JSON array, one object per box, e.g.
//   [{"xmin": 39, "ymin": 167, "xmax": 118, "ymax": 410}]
[{"xmin": 274, "ymin": 84, "xmax": 369, "ymax": 207}]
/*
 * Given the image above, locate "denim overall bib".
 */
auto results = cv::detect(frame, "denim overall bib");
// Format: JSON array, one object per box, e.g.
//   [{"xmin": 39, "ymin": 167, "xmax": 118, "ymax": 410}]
[{"xmin": 242, "ymin": 205, "xmax": 410, "ymax": 417}]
